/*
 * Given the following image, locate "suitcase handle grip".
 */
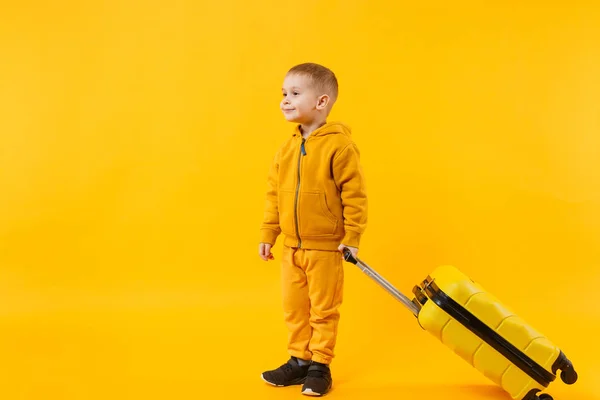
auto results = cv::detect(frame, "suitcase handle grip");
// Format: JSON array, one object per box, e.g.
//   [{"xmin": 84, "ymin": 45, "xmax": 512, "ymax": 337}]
[
  {"xmin": 342, "ymin": 247, "xmax": 420, "ymax": 317},
  {"xmin": 342, "ymin": 248, "xmax": 358, "ymax": 264}
]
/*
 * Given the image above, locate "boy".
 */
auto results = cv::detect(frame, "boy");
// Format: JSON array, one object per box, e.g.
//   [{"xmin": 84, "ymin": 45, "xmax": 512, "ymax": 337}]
[{"xmin": 258, "ymin": 62, "xmax": 368, "ymax": 396}]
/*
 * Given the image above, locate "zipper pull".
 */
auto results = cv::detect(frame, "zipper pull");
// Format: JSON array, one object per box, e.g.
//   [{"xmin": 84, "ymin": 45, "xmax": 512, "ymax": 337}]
[{"xmin": 301, "ymin": 140, "xmax": 307, "ymax": 156}]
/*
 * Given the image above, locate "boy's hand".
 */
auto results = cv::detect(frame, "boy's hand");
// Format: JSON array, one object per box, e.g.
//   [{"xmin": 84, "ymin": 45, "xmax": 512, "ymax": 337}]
[
  {"xmin": 338, "ymin": 244, "xmax": 358, "ymax": 259},
  {"xmin": 259, "ymin": 243, "xmax": 275, "ymax": 261}
]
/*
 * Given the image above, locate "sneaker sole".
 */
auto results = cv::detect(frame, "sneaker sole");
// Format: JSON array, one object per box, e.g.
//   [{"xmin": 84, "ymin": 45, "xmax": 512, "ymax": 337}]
[
  {"xmin": 261, "ymin": 373, "xmax": 306, "ymax": 387},
  {"xmin": 301, "ymin": 388, "xmax": 323, "ymax": 396},
  {"xmin": 302, "ymin": 384, "xmax": 332, "ymax": 397}
]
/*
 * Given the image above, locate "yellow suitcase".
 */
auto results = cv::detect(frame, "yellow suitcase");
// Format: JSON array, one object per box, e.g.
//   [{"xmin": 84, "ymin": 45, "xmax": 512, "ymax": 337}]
[{"xmin": 342, "ymin": 249, "xmax": 578, "ymax": 400}]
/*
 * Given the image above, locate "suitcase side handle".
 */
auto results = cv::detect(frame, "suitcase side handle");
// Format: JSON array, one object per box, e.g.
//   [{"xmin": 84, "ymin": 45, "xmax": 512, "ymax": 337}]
[{"xmin": 342, "ymin": 248, "xmax": 420, "ymax": 317}]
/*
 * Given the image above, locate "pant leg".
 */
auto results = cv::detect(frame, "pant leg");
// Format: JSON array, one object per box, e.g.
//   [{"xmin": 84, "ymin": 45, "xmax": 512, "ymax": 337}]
[
  {"xmin": 281, "ymin": 245, "xmax": 312, "ymax": 361},
  {"xmin": 302, "ymin": 249, "xmax": 344, "ymax": 365}
]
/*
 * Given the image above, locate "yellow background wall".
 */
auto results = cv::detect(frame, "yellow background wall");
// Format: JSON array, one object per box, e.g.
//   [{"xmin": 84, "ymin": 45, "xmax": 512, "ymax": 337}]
[{"xmin": 1, "ymin": 1, "xmax": 599, "ymax": 399}]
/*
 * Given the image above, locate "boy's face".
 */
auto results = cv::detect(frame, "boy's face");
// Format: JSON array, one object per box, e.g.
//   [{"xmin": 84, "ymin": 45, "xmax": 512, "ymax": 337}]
[{"xmin": 280, "ymin": 73, "xmax": 324, "ymax": 124}]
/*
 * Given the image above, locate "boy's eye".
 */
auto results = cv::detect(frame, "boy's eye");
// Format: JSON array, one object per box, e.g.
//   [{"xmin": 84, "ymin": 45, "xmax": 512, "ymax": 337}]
[{"xmin": 293, "ymin": 92, "xmax": 299, "ymax": 96}]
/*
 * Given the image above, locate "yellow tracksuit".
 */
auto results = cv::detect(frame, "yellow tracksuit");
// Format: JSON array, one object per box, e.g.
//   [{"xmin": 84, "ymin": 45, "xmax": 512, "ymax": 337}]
[{"xmin": 260, "ymin": 121, "xmax": 368, "ymax": 364}]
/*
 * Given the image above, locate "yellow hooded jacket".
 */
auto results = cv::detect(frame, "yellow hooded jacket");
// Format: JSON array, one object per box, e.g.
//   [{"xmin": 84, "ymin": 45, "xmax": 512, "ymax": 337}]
[{"xmin": 260, "ymin": 122, "xmax": 368, "ymax": 251}]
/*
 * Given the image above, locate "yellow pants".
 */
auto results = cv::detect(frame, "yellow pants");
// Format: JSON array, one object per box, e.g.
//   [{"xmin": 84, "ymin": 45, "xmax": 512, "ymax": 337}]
[{"xmin": 281, "ymin": 245, "xmax": 344, "ymax": 365}]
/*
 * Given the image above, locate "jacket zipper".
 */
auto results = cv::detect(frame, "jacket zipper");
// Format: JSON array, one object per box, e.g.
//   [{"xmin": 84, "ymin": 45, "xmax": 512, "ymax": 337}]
[{"xmin": 294, "ymin": 138, "xmax": 306, "ymax": 248}]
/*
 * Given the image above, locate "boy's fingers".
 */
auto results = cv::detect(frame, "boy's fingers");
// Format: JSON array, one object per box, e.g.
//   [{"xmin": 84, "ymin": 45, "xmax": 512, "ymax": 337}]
[
  {"xmin": 259, "ymin": 243, "xmax": 266, "ymax": 260},
  {"xmin": 338, "ymin": 244, "xmax": 358, "ymax": 259},
  {"xmin": 259, "ymin": 243, "xmax": 274, "ymax": 261},
  {"xmin": 264, "ymin": 244, "xmax": 274, "ymax": 260}
]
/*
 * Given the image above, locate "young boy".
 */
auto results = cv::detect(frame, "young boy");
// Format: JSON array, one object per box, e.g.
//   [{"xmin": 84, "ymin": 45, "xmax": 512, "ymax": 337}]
[{"xmin": 258, "ymin": 62, "xmax": 368, "ymax": 396}]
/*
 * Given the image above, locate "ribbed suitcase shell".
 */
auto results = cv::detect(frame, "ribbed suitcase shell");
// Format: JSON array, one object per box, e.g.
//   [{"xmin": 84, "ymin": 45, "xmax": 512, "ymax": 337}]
[{"xmin": 415, "ymin": 265, "xmax": 560, "ymax": 399}]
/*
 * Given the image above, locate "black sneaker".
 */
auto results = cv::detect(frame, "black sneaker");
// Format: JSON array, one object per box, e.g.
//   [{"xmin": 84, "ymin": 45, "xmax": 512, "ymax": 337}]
[
  {"xmin": 261, "ymin": 357, "xmax": 310, "ymax": 387},
  {"xmin": 301, "ymin": 362, "xmax": 332, "ymax": 396}
]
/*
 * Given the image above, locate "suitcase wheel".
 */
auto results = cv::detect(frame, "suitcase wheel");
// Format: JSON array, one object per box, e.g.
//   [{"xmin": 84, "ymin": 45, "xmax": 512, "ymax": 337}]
[
  {"xmin": 538, "ymin": 395, "xmax": 553, "ymax": 400},
  {"xmin": 552, "ymin": 351, "xmax": 578, "ymax": 385},
  {"xmin": 561, "ymin": 368, "xmax": 578, "ymax": 385}
]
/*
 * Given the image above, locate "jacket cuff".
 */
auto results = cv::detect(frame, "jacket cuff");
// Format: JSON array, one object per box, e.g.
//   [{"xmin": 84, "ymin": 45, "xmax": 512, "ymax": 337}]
[
  {"xmin": 342, "ymin": 230, "xmax": 362, "ymax": 248},
  {"xmin": 260, "ymin": 229, "xmax": 280, "ymax": 245}
]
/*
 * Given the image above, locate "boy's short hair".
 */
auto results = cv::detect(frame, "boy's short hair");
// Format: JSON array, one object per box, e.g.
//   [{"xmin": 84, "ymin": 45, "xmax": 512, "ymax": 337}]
[{"xmin": 288, "ymin": 62, "xmax": 339, "ymax": 102}]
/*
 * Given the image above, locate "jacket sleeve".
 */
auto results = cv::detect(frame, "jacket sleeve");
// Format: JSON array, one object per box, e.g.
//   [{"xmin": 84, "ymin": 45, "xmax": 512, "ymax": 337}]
[
  {"xmin": 332, "ymin": 143, "xmax": 368, "ymax": 248},
  {"xmin": 260, "ymin": 150, "xmax": 281, "ymax": 245}
]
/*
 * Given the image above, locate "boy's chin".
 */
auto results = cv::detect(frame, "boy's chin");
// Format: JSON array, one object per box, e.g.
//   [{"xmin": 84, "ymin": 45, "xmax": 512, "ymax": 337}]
[
  {"xmin": 284, "ymin": 115, "xmax": 301, "ymax": 123},
  {"xmin": 283, "ymin": 113, "xmax": 310, "ymax": 124}
]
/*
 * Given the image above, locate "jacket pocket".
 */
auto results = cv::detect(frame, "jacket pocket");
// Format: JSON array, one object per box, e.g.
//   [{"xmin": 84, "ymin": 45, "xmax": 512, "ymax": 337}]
[
  {"xmin": 277, "ymin": 189, "xmax": 296, "ymax": 236},
  {"xmin": 298, "ymin": 191, "xmax": 338, "ymax": 237}
]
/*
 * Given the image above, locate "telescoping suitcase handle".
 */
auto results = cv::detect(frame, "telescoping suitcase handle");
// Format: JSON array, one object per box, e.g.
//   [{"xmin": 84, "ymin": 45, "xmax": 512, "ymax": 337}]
[{"xmin": 342, "ymin": 248, "xmax": 420, "ymax": 317}]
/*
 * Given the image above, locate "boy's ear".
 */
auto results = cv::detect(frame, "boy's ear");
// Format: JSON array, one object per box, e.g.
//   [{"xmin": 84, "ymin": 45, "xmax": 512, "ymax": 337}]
[{"xmin": 316, "ymin": 94, "xmax": 330, "ymax": 110}]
